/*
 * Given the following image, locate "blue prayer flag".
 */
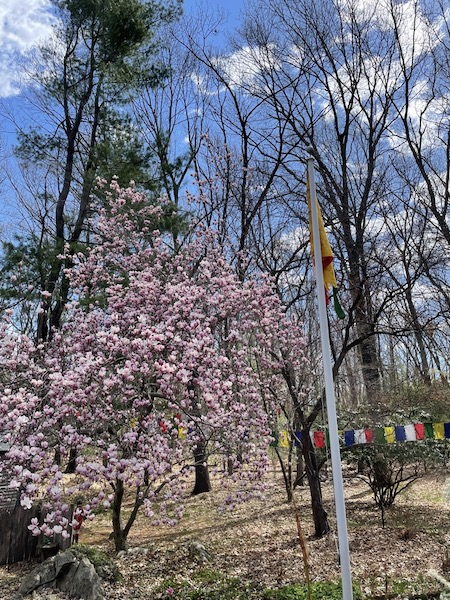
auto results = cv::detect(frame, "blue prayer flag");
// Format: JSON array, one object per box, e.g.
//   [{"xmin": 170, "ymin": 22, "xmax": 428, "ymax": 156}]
[
  {"xmin": 293, "ymin": 431, "xmax": 303, "ymax": 447},
  {"xmin": 395, "ymin": 425, "xmax": 406, "ymax": 441},
  {"xmin": 344, "ymin": 430, "xmax": 355, "ymax": 446}
]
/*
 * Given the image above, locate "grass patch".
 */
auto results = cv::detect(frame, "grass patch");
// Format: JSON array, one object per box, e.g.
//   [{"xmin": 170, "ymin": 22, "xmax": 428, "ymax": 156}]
[
  {"xmin": 360, "ymin": 573, "xmax": 443, "ymax": 599},
  {"xmin": 262, "ymin": 581, "xmax": 363, "ymax": 599},
  {"xmin": 154, "ymin": 572, "xmax": 365, "ymax": 600},
  {"xmin": 154, "ymin": 568, "xmax": 262, "ymax": 599}
]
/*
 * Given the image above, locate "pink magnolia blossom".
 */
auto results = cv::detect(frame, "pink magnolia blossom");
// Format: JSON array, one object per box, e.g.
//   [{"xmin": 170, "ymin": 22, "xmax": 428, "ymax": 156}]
[{"xmin": 0, "ymin": 180, "xmax": 307, "ymax": 541}]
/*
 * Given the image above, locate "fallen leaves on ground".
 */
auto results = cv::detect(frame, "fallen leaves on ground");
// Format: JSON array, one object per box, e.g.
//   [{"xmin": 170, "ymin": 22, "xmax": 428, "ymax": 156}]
[{"xmin": 1, "ymin": 468, "xmax": 449, "ymax": 599}]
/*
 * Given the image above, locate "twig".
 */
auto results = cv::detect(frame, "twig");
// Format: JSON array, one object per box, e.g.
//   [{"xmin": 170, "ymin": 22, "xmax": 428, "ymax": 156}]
[{"xmin": 292, "ymin": 494, "xmax": 312, "ymax": 600}]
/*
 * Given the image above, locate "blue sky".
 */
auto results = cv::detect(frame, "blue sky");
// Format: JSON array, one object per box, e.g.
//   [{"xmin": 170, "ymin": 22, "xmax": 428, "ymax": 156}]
[
  {"xmin": 0, "ymin": 0, "xmax": 246, "ymax": 170},
  {"xmin": 0, "ymin": 0, "xmax": 244, "ymax": 100},
  {"xmin": 0, "ymin": 0, "xmax": 246, "ymax": 232},
  {"xmin": 182, "ymin": 0, "xmax": 243, "ymax": 30}
]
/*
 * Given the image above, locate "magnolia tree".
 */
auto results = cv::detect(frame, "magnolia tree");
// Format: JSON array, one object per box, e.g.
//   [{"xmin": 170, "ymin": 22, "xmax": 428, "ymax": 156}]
[{"xmin": 0, "ymin": 181, "xmax": 304, "ymax": 551}]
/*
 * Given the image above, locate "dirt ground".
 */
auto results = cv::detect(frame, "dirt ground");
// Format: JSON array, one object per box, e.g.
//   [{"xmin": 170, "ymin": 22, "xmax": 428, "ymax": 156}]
[{"xmin": 2, "ymin": 465, "xmax": 450, "ymax": 599}]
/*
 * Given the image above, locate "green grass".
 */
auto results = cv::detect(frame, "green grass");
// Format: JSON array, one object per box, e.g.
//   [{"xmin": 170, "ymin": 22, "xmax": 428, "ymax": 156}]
[
  {"xmin": 262, "ymin": 581, "xmax": 363, "ymax": 600},
  {"xmin": 150, "ymin": 567, "xmax": 447, "ymax": 599},
  {"xmin": 154, "ymin": 572, "xmax": 364, "ymax": 600},
  {"xmin": 155, "ymin": 568, "xmax": 262, "ymax": 599}
]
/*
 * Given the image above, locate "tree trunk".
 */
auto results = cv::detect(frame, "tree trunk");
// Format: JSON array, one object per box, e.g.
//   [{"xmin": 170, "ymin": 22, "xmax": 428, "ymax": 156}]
[
  {"xmin": 112, "ymin": 478, "xmax": 127, "ymax": 552},
  {"xmin": 296, "ymin": 446, "xmax": 305, "ymax": 487},
  {"xmin": 65, "ymin": 448, "xmax": 77, "ymax": 474},
  {"xmin": 302, "ymin": 430, "xmax": 330, "ymax": 537},
  {"xmin": 405, "ymin": 285, "xmax": 431, "ymax": 385},
  {"xmin": 192, "ymin": 442, "xmax": 211, "ymax": 495},
  {"xmin": 347, "ymin": 248, "xmax": 382, "ymax": 401}
]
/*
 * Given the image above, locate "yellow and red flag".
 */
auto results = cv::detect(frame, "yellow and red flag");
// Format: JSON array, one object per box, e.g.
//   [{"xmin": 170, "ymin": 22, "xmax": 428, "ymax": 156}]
[{"xmin": 307, "ymin": 173, "xmax": 344, "ymax": 318}]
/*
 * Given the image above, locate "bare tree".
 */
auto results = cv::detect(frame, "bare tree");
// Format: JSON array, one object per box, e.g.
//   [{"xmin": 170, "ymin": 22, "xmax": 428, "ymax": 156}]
[{"xmin": 3, "ymin": 0, "xmax": 180, "ymax": 341}]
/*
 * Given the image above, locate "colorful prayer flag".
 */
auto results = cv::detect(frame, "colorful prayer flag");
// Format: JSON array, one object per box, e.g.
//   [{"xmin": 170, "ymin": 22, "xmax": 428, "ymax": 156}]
[
  {"xmin": 394, "ymin": 425, "xmax": 406, "ymax": 442},
  {"xmin": 424, "ymin": 422, "xmax": 434, "ymax": 439},
  {"xmin": 365, "ymin": 429, "xmax": 374, "ymax": 443},
  {"xmin": 307, "ymin": 176, "xmax": 336, "ymax": 291},
  {"xmin": 279, "ymin": 430, "xmax": 290, "ymax": 448},
  {"xmin": 270, "ymin": 421, "xmax": 450, "ymax": 450},
  {"xmin": 433, "ymin": 422, "xmax": 445, "ymax": 440},
  {"xmin": 404, "ymin": 424, "xmax": 416, "ymax": 441},
  {"xmin": 414, "ymin": 423, "xmax": 425, "ymax": 440},
  {"xmin": 307, "ymin": 172, "xmax": 346, "ymax": 318},
  {"xmin": 374, "ymin": 427, "xmax": 386, "ymax": 445},
  {"xmin": 293, "ymin": 431, "xmax": 303, "ymax": 447},
  {"xmin": 384, "ymin": 426, "xmax": 395, "ymax": 444},
  {"xmin": 354, "ymin": 429, "xmax": 366, "ymax": 444},
  {"xmin": 314, "ymin": 430, "xmax": 325, "ymax": 448},
  {"xmin": 344, "ymin": 430, "xmax": 355, "ymax": 446}
]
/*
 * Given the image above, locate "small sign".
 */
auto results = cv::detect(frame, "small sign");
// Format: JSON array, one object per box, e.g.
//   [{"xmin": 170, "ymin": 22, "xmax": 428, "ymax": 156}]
[{"xmin": 0, "ymin": 431, "xmax": 10, "ymax": 453}]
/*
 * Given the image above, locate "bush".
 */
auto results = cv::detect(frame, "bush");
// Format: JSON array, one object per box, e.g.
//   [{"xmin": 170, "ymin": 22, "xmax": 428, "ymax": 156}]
[{"xmin": 345, "ymin": 441, "xmax": 448, "ymax": 526}]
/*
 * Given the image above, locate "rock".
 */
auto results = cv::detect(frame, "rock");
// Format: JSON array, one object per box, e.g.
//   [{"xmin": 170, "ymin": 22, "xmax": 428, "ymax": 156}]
[
  {"xmin": 18, "ymin": 553, "xmax": 77, "ymax": 595},
  {"xmin": 183, "ymin": 540, "xmax": 213, "ymax": 564},
  {"xmin": 126, "ymin": 547, "xmax": 148, "ymax": 556},
  {"xmin": 70, "ymin": 545, "xmax": 122, "ymax": 583},
  {"xmin": 117, "ymin": 546, "xmax": 149, "ymax": 559},
  {"xmin": 17, "ymin": 550, "xmax": 104, "ymax": 600},
  {"xmin": 59, "ymin": 557, "xmax": 104, "ymax": 600}
]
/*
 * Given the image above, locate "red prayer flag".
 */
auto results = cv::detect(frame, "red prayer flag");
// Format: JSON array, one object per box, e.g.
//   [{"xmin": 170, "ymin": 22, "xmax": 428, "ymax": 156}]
[
  {"xmin": 313, "ymin": 430, "xmax": 325, "ymax": 448},
  {"xmin": 365, "ymin": 429, "xmax": 374, "ymax": 443},
  {"xmin": 414, "ymin": 423, "xmax": 425, "ymax": 440}
]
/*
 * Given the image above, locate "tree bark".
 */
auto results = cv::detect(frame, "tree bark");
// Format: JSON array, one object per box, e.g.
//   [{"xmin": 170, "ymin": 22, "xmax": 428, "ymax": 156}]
[
  {"xmin": 65, "ymin": 448, "xmax": 77, "ymax": 474},
  {"xmin": 302, "ymin": 429, "xmax": 330, "ymax": 537},
  {"xmin": 112, "ymin": 478, "xmax": 127, "ymax": 552},
  {"xmin": 192, "ymin": 441, "xmax": 211, "ymax": 495}
]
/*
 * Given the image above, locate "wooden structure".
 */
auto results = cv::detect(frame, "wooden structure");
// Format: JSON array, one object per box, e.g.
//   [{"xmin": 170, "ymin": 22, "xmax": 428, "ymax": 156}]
[{"xmin": 0, "ymin": 435, "xmax": 72, "ymax": 565}]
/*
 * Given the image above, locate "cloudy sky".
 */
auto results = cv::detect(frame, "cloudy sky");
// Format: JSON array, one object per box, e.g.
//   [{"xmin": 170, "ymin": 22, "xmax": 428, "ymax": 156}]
[
  {"xmin": 0, "ymin": 0, "xmax": 243, "ymax": 98},
  {"xmin": 0, "ymin": 0, "xmax": 56, "ymax": 98}
]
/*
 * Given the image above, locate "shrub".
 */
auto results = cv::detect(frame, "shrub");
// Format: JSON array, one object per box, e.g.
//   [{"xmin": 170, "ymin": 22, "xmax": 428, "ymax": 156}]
[{"xmin": 345, "ymin": 441, "xmax": 448, "ymax": 526}]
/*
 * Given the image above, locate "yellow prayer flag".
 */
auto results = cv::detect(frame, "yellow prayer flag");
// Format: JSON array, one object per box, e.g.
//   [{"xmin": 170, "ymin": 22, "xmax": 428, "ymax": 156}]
[
  {"xmin": 433, "ymin": 422, "xmax": 445, "ymax": 440},
  {"xmin": 279, "ymin": 430, "xmax": 290, "ymax": 448},
  {"xmin": 178, "ymin": 426, "xmax": 187, "ymax": 440},
  {"xmin": 384, "ymin": 426, "xmax": 395, "ymax": 444},
  {"xmin": 307, "ymin": 173, "xmax": 337, "ymax": 291}
]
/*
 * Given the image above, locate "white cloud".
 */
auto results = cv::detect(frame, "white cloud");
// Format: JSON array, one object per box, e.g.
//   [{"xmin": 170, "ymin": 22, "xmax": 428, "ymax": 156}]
[
  {"xmin": 217, "ymin": 45, "xmax": 278, "ymax": 85},
  {"xmin": 210, "ymin": 44, "xmax": 280, "ymax": 90},
  {"xmin": 337, "ymin": 0, "xmax": 436, "ymax": 66},
  {"xmin": 0, "ymin": 0, "xmax": 56, "ymax": 97}
]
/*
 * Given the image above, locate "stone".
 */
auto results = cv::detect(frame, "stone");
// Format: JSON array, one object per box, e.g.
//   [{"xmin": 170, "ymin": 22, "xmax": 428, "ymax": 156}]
[
  {"xmin": 183, "ymin": 539, "xmax": 213, "ymax": 564},
  {"xmin": 117, "ymin": 546, "xmax": 150, "ymax": 559},
  {"xmin": 59, "ymin": 557, "xmax": 104, "ymax": 600},
  {"xmin": 17, "ymin": 550, "xmax": 104, "ymax": 600}
]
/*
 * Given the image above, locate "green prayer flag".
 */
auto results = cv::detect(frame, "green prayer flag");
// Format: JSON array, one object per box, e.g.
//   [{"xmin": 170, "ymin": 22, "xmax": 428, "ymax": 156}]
[
  {"xmin": 424, "ymin": 422, "xmax": 434, "ymax": 438},
  {"xmin": 374, "ymin": 427, "xmax": 386, "ymax": 445},
  {"xmin": 333, "ymin": 287, "xmax": 345, "ymax": 319}
]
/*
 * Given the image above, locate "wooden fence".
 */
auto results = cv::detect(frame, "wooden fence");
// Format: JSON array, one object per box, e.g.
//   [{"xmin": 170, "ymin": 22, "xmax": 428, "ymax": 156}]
[{"xmin": 0, "ymin": 504, "xmax": 73, "ymax": 565}]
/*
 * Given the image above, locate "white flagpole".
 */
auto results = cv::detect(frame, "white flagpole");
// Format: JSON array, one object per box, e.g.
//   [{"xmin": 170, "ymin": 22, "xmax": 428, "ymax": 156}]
[{"xmin": 307, "ymin": 149, "xmax": 353, "ymax": 600}]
